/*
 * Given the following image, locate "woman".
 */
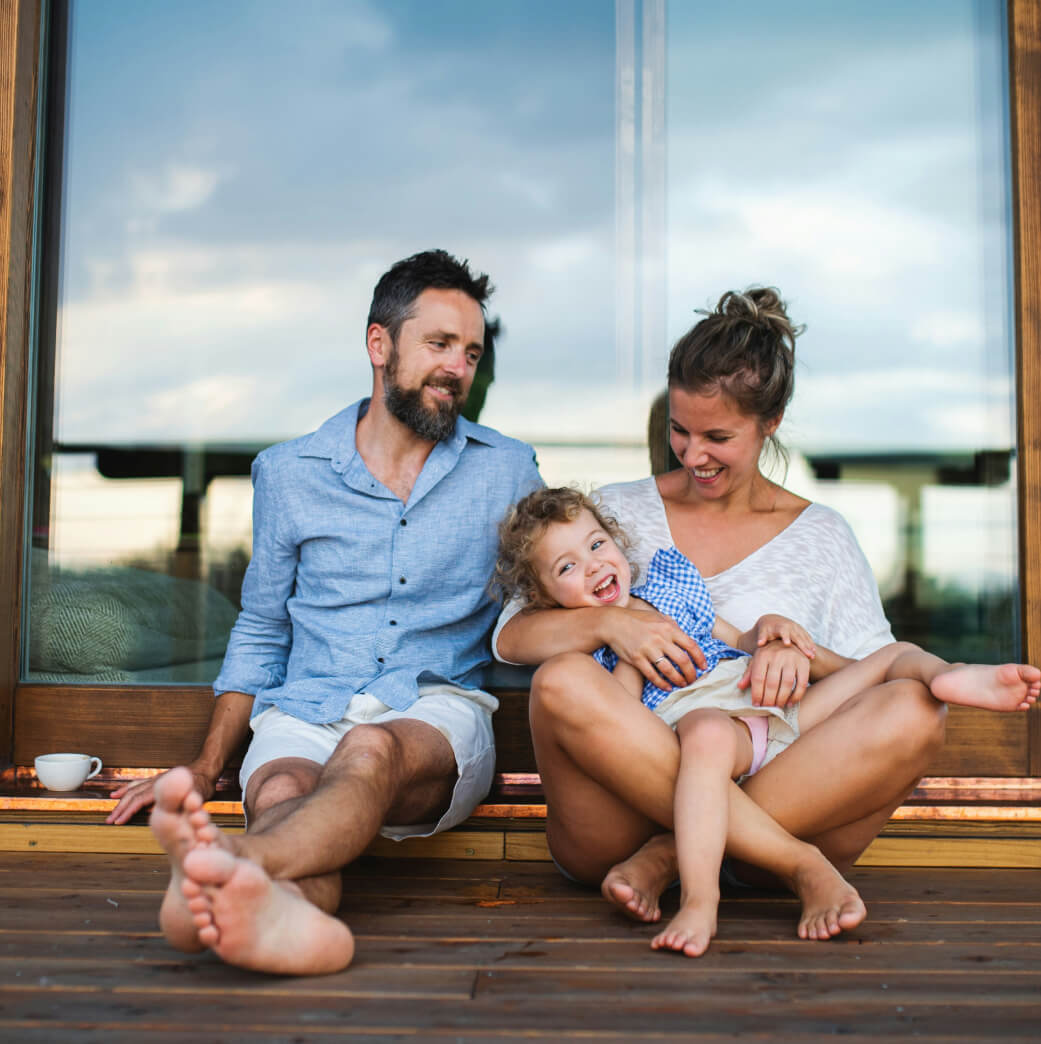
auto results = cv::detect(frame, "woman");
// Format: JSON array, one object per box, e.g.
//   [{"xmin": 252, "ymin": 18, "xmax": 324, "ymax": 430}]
[{"xmin": 494, "ymin": 287, "xmax": 946, "ymax": 943}]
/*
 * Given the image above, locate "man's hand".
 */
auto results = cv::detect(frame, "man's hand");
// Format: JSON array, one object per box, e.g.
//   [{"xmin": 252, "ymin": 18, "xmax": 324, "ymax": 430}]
[
  {"xmin": 754, "ymin": 613, "xmax": 816, "ymax": 659},
  {"xmin": 602, "ymin": 606, "xmax": 707, "ymax": 691},
  {"xmin": 106, "ymin": 766, "xmax": 216, "ymax": 825},
  {"xmin": 738, "ymin": 639, "xmax": 811, "ymax": 708}
]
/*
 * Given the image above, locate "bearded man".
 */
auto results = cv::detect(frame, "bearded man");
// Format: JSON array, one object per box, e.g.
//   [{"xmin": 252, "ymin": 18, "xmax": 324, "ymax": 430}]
[{"xmin": 108, "ymin": 250, "xmax": 541, "ymax": 974}]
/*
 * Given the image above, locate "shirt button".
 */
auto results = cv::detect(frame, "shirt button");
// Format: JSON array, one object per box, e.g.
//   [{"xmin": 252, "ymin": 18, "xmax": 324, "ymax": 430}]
[
  {"xmin": 377, "ymin": 657, "xmax": 385, "ymax": 664},
  {"xmin": 399, "ymin": 577, "xmax": 406, "ymax": 584},
  {"xmin": 389, "ymin": 620, "xmax": 397, "ymax": 626},
  {"xmin": 400, "ymin": 518, "xmax": 407, "ymax": 527}
]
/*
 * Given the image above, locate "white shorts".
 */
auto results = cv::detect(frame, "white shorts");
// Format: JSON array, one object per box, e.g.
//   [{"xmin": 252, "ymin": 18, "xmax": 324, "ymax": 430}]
[
  {"xmin": 239, "ymin": 683, "xmax": 498, "ymax": 841},
  {"xmin": 653, "ymin": 657, "xmax": 800, "ymax": 775}
]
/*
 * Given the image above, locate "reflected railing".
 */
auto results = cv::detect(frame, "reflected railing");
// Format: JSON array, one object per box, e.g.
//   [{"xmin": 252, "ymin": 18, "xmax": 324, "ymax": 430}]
[{"xmin": 22, "ymin": 441, "xmax": 1018, "ymax": 684}]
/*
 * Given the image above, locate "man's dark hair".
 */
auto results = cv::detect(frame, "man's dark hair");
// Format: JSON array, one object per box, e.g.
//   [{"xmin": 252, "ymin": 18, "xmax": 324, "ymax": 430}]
[{"xmin": 367, "ymin": 249, "xmax": 494, "ymax": 345}]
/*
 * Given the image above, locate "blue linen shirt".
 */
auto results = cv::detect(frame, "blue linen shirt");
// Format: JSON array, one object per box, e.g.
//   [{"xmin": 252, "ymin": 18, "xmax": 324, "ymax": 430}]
[
  {"xmin": 593, "ymin": 545, "xmax": 746, "ymax": 709},
  {"xmin": 213, "ymin": 400, "xmax": 542, "ymax": 722}
]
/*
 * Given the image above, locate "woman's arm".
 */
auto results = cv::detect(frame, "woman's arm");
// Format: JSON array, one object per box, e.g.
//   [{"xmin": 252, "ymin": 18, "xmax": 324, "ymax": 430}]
[{"xmin": 498, "ymin": 603, "xmax": 706, "ymax": 691}]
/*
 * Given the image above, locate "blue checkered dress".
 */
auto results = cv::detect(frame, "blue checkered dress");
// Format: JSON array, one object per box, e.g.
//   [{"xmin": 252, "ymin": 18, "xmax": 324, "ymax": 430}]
[{"xmin": 593, "ymin": 545, "xmax": 747, "ymax": 709}]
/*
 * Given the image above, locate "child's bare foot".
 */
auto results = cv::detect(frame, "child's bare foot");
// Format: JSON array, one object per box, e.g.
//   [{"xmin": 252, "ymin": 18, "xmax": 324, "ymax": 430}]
[
  {"xmin": 150, "ymin": 766, "xmax": 226, "ymax": 953},
  {"xmin": 650, "ymin": 893, "xmax": 719, "ymax": 957},
  {"xmin": 601, "ymin": 833, "xmax": 678, "ymax": 923},
  {"xmin": 931, "ymin": 663, "xmax": 1041, "ymax": 713},
  {"xmin": 181, "ymin": 845, "xmax": 355, "ymax": 975},
  {"xmin": 790, "ymin": 849, "xmax": 866, "ymax": 941}
]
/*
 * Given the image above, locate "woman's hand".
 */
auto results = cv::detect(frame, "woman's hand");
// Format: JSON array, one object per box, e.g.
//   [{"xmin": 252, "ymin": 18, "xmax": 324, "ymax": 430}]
[
  {"xmin": 601, "ymin": 606, "xmax": 707, "ymax": 690},
  {"xmin": 738, "ymin": 639, "xmax": 811, "ymax": 708},
  {"xmin": 106, "ymin": 765, "xmax": 217, "ymax": 825},
  {"xmin": 754, "ymin": 614, "xmax": 816, "ymax": 659}
]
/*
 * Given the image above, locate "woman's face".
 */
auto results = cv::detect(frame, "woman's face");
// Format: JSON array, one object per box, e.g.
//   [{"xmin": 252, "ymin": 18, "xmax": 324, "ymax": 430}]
[{"xmin": 667, "ymin": 385, "xmax": 779, "ymax": 500}]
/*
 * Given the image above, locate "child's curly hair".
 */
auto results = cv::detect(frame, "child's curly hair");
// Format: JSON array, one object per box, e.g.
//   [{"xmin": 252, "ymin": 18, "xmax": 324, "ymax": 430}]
[{"xmin": 494, "ymin": 486, "xmax": 633, "ymax": 610}]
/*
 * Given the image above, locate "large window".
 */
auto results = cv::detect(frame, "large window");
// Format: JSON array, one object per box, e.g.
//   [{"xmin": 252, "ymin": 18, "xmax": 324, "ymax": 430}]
[{"xmin": 24, "ymin": 0, "xmax": 1016, "ymax": 684}]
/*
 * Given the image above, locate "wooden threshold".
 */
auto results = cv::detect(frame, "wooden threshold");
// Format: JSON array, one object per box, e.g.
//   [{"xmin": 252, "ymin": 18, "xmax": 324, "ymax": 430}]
[
  {"xmin": 0, "ymin": 771, "xmax": 1039, "ymax": 866},
  {"xmin": 0, "ymin": 817, "xmax": 1038, "ymax": 867},
  {"xmin": 2, "ymin": 770, "xmax": 1039, "ymax": 820}
]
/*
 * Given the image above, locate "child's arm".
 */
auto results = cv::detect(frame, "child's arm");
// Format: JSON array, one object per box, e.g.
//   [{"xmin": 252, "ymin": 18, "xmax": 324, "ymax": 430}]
[
  {"xmin": 713, "ymin": 613, "xmax": 815, "ymax": 659},
  {"xmin": 713, "ymin": 613, "xmax": 853, "ymax": 707}
]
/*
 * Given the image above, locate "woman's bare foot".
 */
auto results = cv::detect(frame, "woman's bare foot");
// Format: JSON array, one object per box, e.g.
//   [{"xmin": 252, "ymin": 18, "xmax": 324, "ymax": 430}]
[
  {"xmin": 931, "ymin": 663, "xmax": 1041, "ymax": 713},
  {"xmin": 650, "ymin": 892, "xmax": 719, "ymax": 957},
  {"xmin": 790, "ymin": 850, "xmax": 866, "ymax": 941},
  {"xmin": 180, "ymin": 846, "xmax": 355, "ymax": 975},
  {"xmin": 601, "ymin": 833, "xmax": 678, "ymax": 923},
  {"xmin": 150, "ymin": 766, "xmax": 225, "ymax": 953}
]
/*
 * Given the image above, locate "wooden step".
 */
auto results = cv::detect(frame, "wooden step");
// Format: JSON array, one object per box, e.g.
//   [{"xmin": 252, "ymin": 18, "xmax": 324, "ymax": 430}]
[{"xmin": 1, "ymin": 772, "xmax": 1039, "ymax": 866}]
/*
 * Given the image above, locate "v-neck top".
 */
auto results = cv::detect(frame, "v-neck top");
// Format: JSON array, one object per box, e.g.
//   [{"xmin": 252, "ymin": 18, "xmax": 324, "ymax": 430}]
[{"xmin": 494, "ymin": 476, "xmax": 893, "ymax": 662}]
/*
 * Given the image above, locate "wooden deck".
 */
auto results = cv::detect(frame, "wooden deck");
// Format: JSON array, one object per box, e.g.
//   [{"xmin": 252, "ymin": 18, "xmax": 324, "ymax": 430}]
[{"xmin": 1, "ymin": 852, "xmax": 1039, "ymax": 1041}]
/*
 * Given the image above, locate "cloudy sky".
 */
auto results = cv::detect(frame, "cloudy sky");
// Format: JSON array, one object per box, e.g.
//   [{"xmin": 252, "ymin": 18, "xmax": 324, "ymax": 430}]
[{"xmin": 52, "ymin": 0, "xmax": 1013, "ymax": 460}]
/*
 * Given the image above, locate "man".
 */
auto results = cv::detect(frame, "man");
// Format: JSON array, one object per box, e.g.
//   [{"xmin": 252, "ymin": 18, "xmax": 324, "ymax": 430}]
[{"xmin": 108, "ymin": 250, "xmax": 541, "ymax": 974}]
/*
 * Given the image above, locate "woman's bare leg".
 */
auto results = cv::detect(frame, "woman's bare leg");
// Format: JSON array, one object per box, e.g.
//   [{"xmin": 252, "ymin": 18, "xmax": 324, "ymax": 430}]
[
  {"xmin": 742, "ymin": 679, "xmax": 946, "ymax": 871},
  {"xmin": 528, "ymin": 654, "xmax": 679, "ymax": 890},
  {"xmin": 531, "ymin": 654, "xmax": 945, "ymax": 901},
  {"xmin": 651, "ymin": 710, "xmax": 866, "ymax": 955}
]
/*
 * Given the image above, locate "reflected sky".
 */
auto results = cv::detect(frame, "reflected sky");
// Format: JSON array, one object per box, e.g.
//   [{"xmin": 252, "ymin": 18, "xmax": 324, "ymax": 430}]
[{"xmin": 54, "ymin": 0, "xmax": 1012, "ymax": 457}]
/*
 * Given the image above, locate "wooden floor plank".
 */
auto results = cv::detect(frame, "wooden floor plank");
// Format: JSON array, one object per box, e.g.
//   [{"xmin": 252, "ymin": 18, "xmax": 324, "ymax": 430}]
[
  {"xmin": 2, "ymin": 991, "xmax": 1040, "ymax": 1037},
  {"xmin": 1, "ymin": 854, "xmax": 1040, "ymax": 1042}
]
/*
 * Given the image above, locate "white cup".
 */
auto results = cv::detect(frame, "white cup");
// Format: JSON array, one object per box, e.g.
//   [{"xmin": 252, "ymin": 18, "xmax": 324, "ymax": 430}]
[{"xmin": 34, "ymin": 753, "xmax": 103, "ymax": 792}]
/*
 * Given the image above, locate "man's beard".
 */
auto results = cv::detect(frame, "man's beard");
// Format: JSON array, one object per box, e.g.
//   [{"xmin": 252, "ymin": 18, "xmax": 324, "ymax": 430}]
[{"xmin": 383, "ymin": 347, "xmax": 463, "ymax": 442}]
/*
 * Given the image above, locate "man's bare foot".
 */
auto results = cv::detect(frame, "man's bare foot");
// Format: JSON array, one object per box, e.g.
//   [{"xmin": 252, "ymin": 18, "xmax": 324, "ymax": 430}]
[
  {"xmin": 150, "ymin": 766, "xmax": 227, "ymax": 953},
  {"xmin": 601, "ymin": 833, "xmax": 678, "ymax": 923},
  {"xmin": 790, "ymin": 849, "xmax": 866, "ymax": 941},
  {"xmin": 650, "ymin": 893, "xmax": 718, "ymax": 957},
  {"xmin": 931, "ymin": 663, "xmax": 1041, "ymax": 713},
  {"xmin": 180, "ymin": 846, "xmax": 354, "ymax": 975}
]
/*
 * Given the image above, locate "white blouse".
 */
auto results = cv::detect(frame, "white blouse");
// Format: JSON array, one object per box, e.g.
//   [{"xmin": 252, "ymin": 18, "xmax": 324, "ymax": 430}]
[{"xmin": 493, "ymin": 476, "xmax": 894, "ymax": 661}]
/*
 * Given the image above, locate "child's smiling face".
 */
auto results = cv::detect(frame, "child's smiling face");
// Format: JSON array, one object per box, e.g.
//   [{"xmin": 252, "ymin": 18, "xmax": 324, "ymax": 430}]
[{"xmin": 532, "ymin": 509, "xmax": 632, "ymax": 610}]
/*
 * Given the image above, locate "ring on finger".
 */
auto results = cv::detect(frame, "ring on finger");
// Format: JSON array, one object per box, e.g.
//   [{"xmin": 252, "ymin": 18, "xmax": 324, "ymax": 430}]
[{"xmin": 653, "ymin": 655, "xmax": 667, "ymax": 665}]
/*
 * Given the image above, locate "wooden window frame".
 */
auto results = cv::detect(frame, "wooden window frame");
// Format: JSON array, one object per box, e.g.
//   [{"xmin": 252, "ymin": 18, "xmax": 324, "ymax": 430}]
[{"xmin": 0, "ymin": 0, "xmax": 1039, "ymax": 779}]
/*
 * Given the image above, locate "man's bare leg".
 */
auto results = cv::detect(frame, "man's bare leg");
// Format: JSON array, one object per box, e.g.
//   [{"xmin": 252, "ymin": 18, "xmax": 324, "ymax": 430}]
[
  {"xmin": 180, "ymin": 846, "xmax": 355, "ymax": 976},
  {"xmin": 150, "ymin": 767, "xmax": 216, "ymax": 953},
  {"xmin": 153, "ymin": 719, "xmax": 457, "ymax": 973}
]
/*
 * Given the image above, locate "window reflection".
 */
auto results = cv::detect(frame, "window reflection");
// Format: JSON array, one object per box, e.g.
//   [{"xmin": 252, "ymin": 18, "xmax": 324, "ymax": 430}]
[{"xmin": 25, "ymin": 0, "xmax": 1018, "ymax": 682}]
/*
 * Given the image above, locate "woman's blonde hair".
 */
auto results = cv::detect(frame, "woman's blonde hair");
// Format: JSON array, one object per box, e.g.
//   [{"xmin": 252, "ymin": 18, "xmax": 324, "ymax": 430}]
[{"xmin": 494, "ymin": 487, "xmax": 632, "ymax": 609}]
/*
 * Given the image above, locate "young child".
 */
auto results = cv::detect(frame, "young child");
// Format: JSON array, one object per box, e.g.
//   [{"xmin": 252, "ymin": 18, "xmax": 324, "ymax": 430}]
[{"xmin": 495, "ymin": 487, "xmax": 1040, "ymax": 957}]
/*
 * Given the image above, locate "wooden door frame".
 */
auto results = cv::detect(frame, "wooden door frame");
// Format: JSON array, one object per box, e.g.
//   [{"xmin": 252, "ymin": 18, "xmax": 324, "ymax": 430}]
[
  {"xmin": 1010, "ymin": 0, "xmax": 1041, "ymax": 773},
  {"xmin": 0, "ymin": 0, "xmax": 41, "ymax": 769},
  {"xmin": 0, "ymin": 0, "xmax": 1040, "ymax": 777}
]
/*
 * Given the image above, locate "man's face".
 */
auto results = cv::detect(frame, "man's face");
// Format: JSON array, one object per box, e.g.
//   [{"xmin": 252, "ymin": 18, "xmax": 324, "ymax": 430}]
[{"xmin": 382, "ymin": 288, "xmax": 485, "ymax": 442}]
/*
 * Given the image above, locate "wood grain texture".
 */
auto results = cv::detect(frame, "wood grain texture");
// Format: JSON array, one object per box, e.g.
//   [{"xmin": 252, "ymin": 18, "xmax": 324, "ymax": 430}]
[
  {"xmin": 1011, "ymin": 0, "xmax": 1041, "ymax": 773},
  {"xmin": 0, "ymin": 1, "xmax": 41, "ymax": 767},
  {"xmin": 0, "ymin": 854, "xmax": 1038, "ymax": 1041}
]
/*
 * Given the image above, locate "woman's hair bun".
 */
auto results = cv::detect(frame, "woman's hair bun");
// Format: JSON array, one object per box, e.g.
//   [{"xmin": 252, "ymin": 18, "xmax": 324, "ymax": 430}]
[{"xmin": 668, "ymin": 285, "xmax": 803, "ymax": 437}]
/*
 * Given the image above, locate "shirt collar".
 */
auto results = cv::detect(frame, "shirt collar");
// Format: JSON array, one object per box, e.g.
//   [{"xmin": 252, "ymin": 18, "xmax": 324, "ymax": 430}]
[{"xmin": 298, "ymin": 398, "xmax": 495, "ymax": 504}]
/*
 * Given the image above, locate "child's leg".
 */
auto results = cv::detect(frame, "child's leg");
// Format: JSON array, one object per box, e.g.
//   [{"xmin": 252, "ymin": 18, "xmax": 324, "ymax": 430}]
[
  {"xmin": 651, "ymin": 708, "xmax": 749, "ymax": 958},
  {"xmin": 884, "ymin": 649, "xmax": 1041, "ymax": 713},
  {"xmin": 650, "ymin": 709, "xmax": 866, "ymax": 956},
  {"xmin": 800, "ymin": 642, "xmax": 1040, "ymax": 732}
]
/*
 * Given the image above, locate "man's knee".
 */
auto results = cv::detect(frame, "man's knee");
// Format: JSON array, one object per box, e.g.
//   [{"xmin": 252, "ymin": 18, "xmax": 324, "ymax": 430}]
[
  {"xmin": 246, "ymin": 759, "xmax": 321, "ymax": 817},
  {"xmin": 330, "ymin": 722, "xmax": 401, "ymax": 774}
]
